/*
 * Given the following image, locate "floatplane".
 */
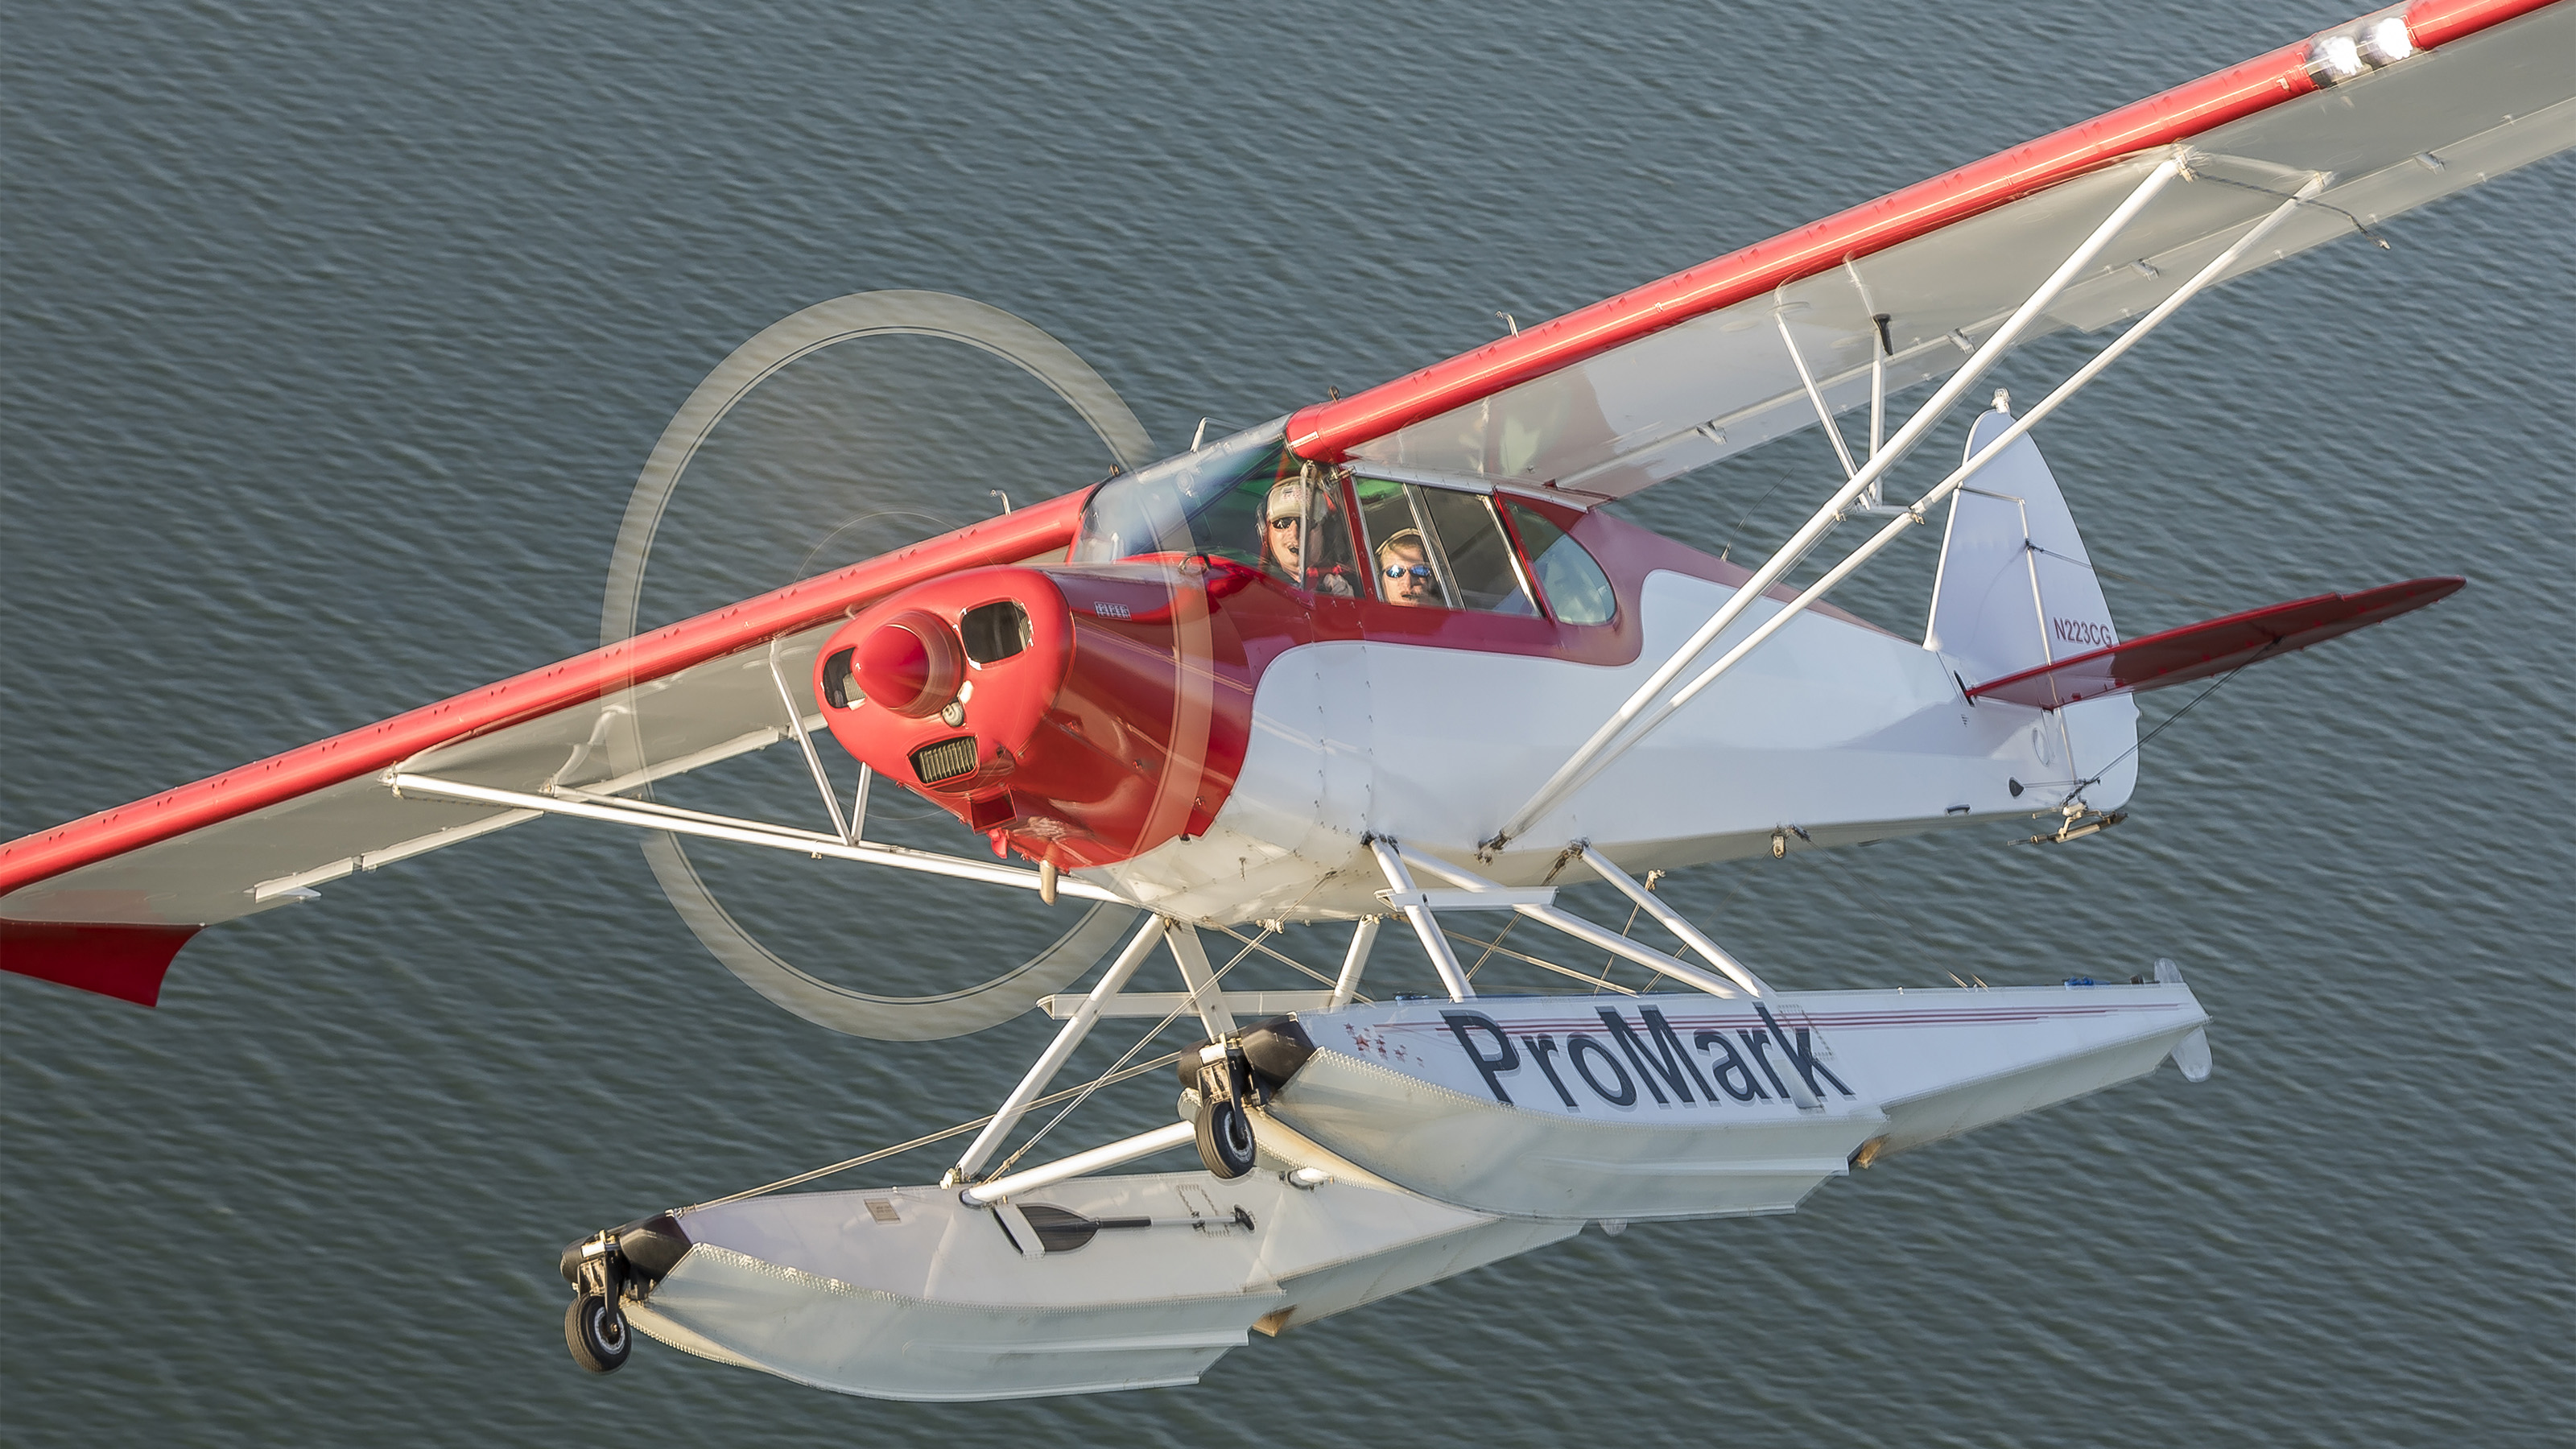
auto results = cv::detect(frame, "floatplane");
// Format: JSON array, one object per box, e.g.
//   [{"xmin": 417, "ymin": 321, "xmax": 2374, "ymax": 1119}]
[{"xmin": 4, "ymin": 0, "xmax": 2566, "ymax": 1401}]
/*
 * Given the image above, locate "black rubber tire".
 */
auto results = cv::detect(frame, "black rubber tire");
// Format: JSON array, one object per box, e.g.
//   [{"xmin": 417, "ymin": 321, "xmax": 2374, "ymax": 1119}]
[
  {"xmin": 565, "ymin": 1293, "xmax": 633, "ymax": 1373},
  {"xmin": 1195, "ymin": 1095, "xmax": 1257, "ymax": 1179}
]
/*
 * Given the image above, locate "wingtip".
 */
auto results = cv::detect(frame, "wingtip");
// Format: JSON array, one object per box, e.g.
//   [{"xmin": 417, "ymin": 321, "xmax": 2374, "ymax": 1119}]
[{"xmin": 0, "ymin": 919, "xmax": 200, "ymax": 1007}]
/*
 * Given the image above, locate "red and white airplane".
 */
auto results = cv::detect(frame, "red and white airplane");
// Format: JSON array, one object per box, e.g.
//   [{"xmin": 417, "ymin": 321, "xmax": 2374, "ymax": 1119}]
[{"xmin": 3, "ymin": 0, "xmax": 2566, "ymax": 1401}]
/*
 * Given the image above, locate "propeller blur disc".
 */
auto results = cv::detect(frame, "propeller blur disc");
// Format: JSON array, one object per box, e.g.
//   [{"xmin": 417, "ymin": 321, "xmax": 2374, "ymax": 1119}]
[{"xmin": 601, "ymin": 291, "xmax": 1152, "ymax": 1040}]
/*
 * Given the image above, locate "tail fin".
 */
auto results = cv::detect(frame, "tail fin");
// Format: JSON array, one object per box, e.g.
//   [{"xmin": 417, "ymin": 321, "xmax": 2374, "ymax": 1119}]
[
  {"xmin": 1925, "ymin": 403, "xmax": 2117, "ymax": 682},
  {"xmin": 1926, "ymin": 402, "xmax": 2137, "ymax": 808}
]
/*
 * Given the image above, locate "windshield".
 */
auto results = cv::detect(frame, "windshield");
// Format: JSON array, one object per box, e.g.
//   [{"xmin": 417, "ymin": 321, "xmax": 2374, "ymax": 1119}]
[{"xmin": 1071, "ymin": 421, "xmax": 1298, "ymax": 568}]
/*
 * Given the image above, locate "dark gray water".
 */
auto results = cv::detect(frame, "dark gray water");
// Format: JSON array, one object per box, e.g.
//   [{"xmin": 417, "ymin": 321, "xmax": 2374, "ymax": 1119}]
[{"xmin": 6, "ymin": 2, "xmax": 2570, "ymax": 1444}]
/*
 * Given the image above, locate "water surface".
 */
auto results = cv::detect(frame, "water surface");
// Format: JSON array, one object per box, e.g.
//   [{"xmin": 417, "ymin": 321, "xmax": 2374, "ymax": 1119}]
[{"xmin": 5, "ymin": 3, "xmax": 2570, "ymax": 1444}]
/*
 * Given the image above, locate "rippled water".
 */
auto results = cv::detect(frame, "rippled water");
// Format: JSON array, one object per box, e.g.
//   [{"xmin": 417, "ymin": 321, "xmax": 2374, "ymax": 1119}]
[{"xmin": 5, "ymin": 2, "xmax": 2570, "ymax": 1444}]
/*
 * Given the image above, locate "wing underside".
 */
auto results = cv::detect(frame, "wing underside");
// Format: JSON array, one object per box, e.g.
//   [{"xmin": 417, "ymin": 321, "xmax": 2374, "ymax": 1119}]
[
  {"xmin": 0, "ymin": 626, "xmax": 837, "ymax": 931},
  {"xmin": 0, "ymin": 500, "xmax": 1088, "ymax": 948},
  {"xmin": 1311, "ymin": 2, "xmax": 2574, "ymax": 497},
  {"xmin": 6, "ymin": 2, "xmax": 2566, "ymax": 1004}
]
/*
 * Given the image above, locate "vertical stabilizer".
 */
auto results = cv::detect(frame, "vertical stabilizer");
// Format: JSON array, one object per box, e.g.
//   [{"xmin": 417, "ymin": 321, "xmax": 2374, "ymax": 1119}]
[
  {"xmin": 1926, "ymin": 405, "xmax": 2138, "ymax": 808},
  {"xmin": 1926, "ymin": 406, "xmax": 2116, "ymax": 680}
]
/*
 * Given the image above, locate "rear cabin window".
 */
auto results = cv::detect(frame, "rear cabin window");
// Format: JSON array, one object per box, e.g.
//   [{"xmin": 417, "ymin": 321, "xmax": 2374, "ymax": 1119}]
[
  {"xmin": 1353, "ymin": 477, "xmax": 1536, "ymax": 614},
  {"xmin": 1504, "ymin": 503, "xmax": 1617, "ymax": 625}
]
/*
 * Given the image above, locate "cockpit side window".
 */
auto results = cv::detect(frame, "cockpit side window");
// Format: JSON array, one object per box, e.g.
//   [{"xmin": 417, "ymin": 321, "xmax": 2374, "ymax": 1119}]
[
  {"xmin": 1068, "ymin": 425, "xmax": 1368, "ymax": 598},
  {"xmin": 1419, "ymin": 488, "xmax": 1536, "ymax": 613},
  {"xmin": 1353, "ymin": 477, "xmax": 1536, "ymax": 614},
  {"xmin": 1502, "ymin": 502, "xmax": 1617, "ymax": 625},
  {"xmin": 1070, "ymin": 425, "xmax": 1291, "ymax": 568},
  {"xmin": 1256, "ymin": 467, "xmax": 1359, "ymax": 597},
  {"xmin": 1354, "ymin": 477, "xmax": 1441, "ymax": 605}
]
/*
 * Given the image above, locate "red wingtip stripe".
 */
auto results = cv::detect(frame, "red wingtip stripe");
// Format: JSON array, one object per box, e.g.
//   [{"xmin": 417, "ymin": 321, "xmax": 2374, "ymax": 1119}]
[{"xmin": 0, "ymin": 920, "xmax": 200, "ymax": 1008}]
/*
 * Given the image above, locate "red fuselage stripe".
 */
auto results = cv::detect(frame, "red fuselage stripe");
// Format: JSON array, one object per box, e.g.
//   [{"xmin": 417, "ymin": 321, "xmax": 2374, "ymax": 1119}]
[
  {"xmin": 0, "ymin": 494, "xmax": 1089, "ymax": 901},
  {"xmin": 1280, "ymin": 0, "xmax": 2556, "ymax": 464}
]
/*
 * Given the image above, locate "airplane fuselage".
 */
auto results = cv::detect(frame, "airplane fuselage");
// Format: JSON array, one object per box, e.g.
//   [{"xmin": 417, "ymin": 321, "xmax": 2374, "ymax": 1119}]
[{"xmin": 814, "ymin": 462, "xmax": 2134, "ymax": 925}]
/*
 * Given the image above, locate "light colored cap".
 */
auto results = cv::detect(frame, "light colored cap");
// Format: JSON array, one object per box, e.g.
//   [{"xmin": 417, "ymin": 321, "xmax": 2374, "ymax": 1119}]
[
  {"xmin": 1266, "ymin": 478, "xmax": 1317, "ymax": 522},
  {"xmin": 1377, "ymin": 527, "xmax": 1426, "ymax": 557}
]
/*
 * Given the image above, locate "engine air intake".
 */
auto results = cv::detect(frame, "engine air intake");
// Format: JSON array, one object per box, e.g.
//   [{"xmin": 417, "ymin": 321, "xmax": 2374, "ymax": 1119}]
[
  {"xmin": 819, "ymin": 647, "xmax": 861, "ymax": 709},
  {"xmin": 961, "ymin": 601, "xmax": 1033, "ymax": 664},
  {"xmin": 910, "ymin": 736, "xmax": 979, "ymax": 785}
]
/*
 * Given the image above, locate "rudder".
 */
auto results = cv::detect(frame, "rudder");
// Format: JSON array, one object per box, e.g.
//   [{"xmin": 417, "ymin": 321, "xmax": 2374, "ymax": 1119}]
[{"xmin": 1926, "ymin": 402, "xmax": 2137, "ymax": 809}]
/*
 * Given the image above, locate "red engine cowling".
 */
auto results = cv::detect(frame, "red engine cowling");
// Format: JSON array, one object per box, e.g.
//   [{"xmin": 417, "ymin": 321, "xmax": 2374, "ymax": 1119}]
[{"xmin": 812, "ymin": 562, "xmax": 1257, "ymax": 869}]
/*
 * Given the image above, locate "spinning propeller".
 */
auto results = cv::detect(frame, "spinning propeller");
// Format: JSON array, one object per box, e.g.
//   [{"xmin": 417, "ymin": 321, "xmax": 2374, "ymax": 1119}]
[{"xmin": 599, "ymin": 291, "xmax": 1174, "ymax": 1040}]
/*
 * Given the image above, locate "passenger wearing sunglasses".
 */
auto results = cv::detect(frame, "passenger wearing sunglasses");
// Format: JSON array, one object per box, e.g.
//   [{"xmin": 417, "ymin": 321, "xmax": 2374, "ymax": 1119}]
[{"xmin": 1376, "ymin": 529, "xmax": 1437, "ymax": 607}]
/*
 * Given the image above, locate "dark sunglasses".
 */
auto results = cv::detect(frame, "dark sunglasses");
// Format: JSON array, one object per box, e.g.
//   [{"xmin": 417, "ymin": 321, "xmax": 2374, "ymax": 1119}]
[
  {"xmin": 1268, "ymin": 516, "xmax": 1303, "ymax": 530},
  {"xmin": 1381, "ymin": 563, "xmax": 1435, "ymax": 581}
]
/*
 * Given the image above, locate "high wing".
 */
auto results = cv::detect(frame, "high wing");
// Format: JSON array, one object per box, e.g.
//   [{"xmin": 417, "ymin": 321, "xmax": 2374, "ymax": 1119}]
[
  {"xmin": 0, "ymin": 498, "xmax": 1085, "ymax": 1002},
  {"xmin": 6, "ymin": 1, "xmax": 2568, "ymax": 1006},
  {"xmin": 1285, "ymin": 0, "xmax": 2574, "ymax": 495}
]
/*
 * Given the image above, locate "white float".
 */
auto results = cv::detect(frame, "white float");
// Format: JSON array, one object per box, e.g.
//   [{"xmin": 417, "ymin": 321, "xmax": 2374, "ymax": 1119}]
[{"xmin": 617, "ymin": 980, "xmax": 2205, "ymax": 1398}]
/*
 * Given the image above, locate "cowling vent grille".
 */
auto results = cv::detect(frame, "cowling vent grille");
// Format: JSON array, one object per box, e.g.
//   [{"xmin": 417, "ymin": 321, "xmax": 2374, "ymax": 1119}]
[{"xmin": 910, "ymin": 736, "xmax": 979, "ymax": 784}]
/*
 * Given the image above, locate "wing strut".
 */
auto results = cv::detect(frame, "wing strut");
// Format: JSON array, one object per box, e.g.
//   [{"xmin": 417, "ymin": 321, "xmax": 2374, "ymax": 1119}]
[
  {"xmin": 766, "ymin": 646, "xmax": 853, "ymax": 844},
  {"xmin": 1777, "ymin": 311, "xmax": 1859, "ymax": 480},
  {"xmin": 387, "ymin": 773, "xmax": 1125, "ymax": 902},
  {"xmin": 1369, "ymin": 839, "xmax": 1476, "ymax": 1001},
  {"xmin": 947, "ymin": 912, "xmax": 1169, "ymax": 1183},
  {"xmin": 1488, "ymin": 155, "xmax": 2186, "ymax": 851},
  {"xmin": 1393, "ymin": 844, "xmax": 1747, "ymax": 1001},
  {"xmin": 1516, "ymin": 171, "xmax": 2332, "ymax": 825}
]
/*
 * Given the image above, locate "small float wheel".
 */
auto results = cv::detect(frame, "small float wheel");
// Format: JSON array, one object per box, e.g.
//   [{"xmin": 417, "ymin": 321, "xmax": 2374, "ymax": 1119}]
[
  {"xmin": 1195, "ymin": 1094, "xmax": 1257, "ymax": 1179},
  {"xmin": 565, "ymin": 1293, "xmax": 633, "ymax": 1373}
]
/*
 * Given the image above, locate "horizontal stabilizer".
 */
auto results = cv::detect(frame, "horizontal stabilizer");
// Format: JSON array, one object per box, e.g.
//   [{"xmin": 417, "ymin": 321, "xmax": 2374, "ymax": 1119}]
[{"xmin": 1965, "ymin": 576, "xmax": 2463, "ymax": 709}]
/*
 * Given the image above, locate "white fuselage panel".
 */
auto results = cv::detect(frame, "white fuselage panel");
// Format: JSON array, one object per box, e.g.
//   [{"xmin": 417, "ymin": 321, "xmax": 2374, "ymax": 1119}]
[{"xmin": 1092, "ymin": 571, "xmax": 2131, "ymax": 922}]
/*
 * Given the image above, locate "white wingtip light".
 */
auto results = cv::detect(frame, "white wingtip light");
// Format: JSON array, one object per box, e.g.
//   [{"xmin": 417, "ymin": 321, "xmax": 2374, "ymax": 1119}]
[
  {"xmin": 2308, "ymin": 8, "xmax": 2420, "ymax": 87},
  {"xmin": 2360, "ymin": 14, "xmax": 2417, "ymax": 67}
]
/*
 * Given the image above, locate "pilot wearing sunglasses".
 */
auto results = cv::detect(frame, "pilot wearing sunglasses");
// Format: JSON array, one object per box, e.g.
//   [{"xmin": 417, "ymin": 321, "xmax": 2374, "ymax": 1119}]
[
  {"xmin": 1262, "ymin": 477, "xmax": 1356, "ymax": 597},
  {"xmin": 1376, "ymin": 528, "xmax": 1437, "ymax": 607}
]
